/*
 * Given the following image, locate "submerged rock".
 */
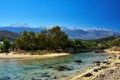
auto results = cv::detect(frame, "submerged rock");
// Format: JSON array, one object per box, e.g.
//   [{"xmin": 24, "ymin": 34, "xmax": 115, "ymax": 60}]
[
  {"xmin": 47, "ymin": 65, "xmax": 55, "ymax": 68},
  {"xmin": 32, "ymin": 77, "xmax": 39, "ymax": 80},
  {"xmin": 32, "ymin": 72, "xmax": 57, "ymax": 80},
  {"xmin": 55, "ymin": 65, "xmax": 73, "ymax": 71},
  {"xmin": 0, "ymin": 76, "xmax": 11, "ymax": 80},
  {"xmin": 14, "ymin": 75, "xmax": 25, "ymax": 80},
  {"xmin": 74, "ymin": 60, "xmax": 82, "ymax": 63},
  {"xmin": 41, "ymin": 73, "xmax": 51, "ymax": 77}
]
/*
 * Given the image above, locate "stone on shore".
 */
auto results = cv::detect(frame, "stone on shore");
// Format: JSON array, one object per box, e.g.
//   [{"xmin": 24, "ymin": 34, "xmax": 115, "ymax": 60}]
[
  {"xmin": 114, "ymin": 62, "xmax": 120, "ymax": 67},
  {"xmin": 93, "ymin": 61, "xmax": 101, "ymax": 66},
  {"xmin": 83, "ymin": 73, "xmax": 93, "ymax": 77}
]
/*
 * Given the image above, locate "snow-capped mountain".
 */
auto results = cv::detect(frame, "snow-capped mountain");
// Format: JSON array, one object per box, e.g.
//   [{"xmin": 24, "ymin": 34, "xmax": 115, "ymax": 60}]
[{"xmin": 0, "ymin": 23, "xmax": 120, "ymax": 40}]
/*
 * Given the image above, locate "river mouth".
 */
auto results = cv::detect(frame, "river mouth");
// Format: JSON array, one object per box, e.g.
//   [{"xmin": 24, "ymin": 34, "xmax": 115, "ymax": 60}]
[{"xmin": 0, "ymin": 52, "xmax": 110, "ymax": 80}]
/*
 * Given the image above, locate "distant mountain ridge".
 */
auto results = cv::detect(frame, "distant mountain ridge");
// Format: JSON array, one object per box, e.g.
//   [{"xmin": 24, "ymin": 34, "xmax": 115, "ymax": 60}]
[
  {"xmin": 0, "ymin": 23, "xmax": 120, "ymax": 40},
  {"xmin": 0, "ymin": 30, "xmax": 19, "ymax": 41},
  {"xmin": 62, "ymin": 28, "xmax": 120, "ymax": 40}
]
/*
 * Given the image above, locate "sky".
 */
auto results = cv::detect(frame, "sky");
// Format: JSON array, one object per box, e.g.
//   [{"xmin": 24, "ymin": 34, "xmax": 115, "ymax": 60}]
[{"xmin": 0, "ymin": 0, "xmax": 120, "ymax": 31}]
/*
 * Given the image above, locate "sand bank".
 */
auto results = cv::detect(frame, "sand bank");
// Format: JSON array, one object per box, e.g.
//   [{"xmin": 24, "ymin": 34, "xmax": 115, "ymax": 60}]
[{"xmin": 0, "ymin": 52, "xmax": 69, "ymax": 59}]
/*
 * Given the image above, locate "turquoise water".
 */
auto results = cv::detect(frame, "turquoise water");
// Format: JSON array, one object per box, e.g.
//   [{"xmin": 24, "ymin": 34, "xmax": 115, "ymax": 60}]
[{"xmin": 0, "ymin": 52, "xmax": 110, "ymax": 80}]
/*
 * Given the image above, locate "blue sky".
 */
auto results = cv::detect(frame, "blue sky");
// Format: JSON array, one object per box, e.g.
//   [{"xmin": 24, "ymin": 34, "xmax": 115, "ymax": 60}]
[{"xmin": 0, "ymin": 0, "xmax": 120, "ymax": 31}]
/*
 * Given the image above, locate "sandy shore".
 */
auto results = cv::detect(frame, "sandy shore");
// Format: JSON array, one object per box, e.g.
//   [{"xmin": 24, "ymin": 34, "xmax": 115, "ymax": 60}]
[
  {"xmin": 66, "ymin": 49, "xmax": 120, "ymax": 80},
  {"xmin": 0, "ymin": 52, "xmax": 69, "ymax": 59}
]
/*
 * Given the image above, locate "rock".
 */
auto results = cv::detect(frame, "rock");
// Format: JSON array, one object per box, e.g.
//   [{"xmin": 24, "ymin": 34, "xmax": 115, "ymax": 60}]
[
  {"xmin": 0, "ymin": 76, "xmax": 11, "ymax": 80},
  {"xmin": 94, "ymin": 50, "xmax": 104, "ymax": 53},
  {"xmin": 96, "ymin": 73, "xmax": 105, "ymax": 79},
  {"xmin": 118, "ymin": 56, "xmax": 120, "ymax": 59},
  {"xmin": 15, "ymin": 75, "xmax": 25, "ymax": 80},
  {"xmin": 100, "ymin": 65, "xmax": 109, "ymax": 69},
  {"xmin": 102, "ymin": 60, "xmax": 111, "ymax": 65},
  {"xmin": 51, "ymin": 75, "xmax": 57, "ymax": 79},
  {"xmin": 93, "ymin": 67, "xmax": 101, "ymax": 72},
  {"xmin": 114, "ymin": 62, "xmax": 120, "ymax": 67},
  {"xmin": 83, "ymin": 73, "xmax": 93, "ymax": 77},
  {"xmin": 74, "ymin": 60, "xmax": 82, "ymax": 63},
  {"xmin": 47, "ymin": 65, "xmax": 55, "ymax": 68},
  {"xmin": 32, "ymin": 72, "xmax": 57, "ymax": 80},
  {"xmin": 109, "ymin": 69, "xmax": 114, "ymax": 73},
  {"xmin": 41, "ymin": 73, "xmax": 51, "ymax": 77},
  {"xmin": 93, "ymin": 65, "xmax": 109, "ymax": 72},
  {"xmin": 55, "ymin": 65, "xmax": 73, "ymax": 71},
  {"xmin": 94, "ymin": 68, "xmax": 120, "ymax": 80},
  {"xmin": 93, "ymin": 61, "xmax": 101, "ymax": 66},
  {"xmin": 108, "ymin": 56, "xmax": 112, "ymax": 59},
  {"xmin": 32, "ymin": 77, "xmax": 42, "ymax": 80}
]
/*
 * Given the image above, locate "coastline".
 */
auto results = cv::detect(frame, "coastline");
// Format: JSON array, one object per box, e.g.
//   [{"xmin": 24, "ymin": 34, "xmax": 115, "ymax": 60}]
[
  {"xmin": 0, "ymin": 52, "xmax": 70, "ymax": 59},
  {"xmin": 66, "ymin": 49, "xmax": 120, "ymax": 80}
]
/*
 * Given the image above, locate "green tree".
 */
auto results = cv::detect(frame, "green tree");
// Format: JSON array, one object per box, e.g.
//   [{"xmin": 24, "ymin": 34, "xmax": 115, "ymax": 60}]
[
  {"xmin": 15, "ymin": 26, "xmax": 68, "ymax": 51},
  {"xmin": 10, "ymin": 42, "xmax": 16, "ymax": 51},
  {"xmin": 15, "ymin": 31, "xmax": 29, "ymax": 50},
  {"xmin": 37, "ymin": 30, "xmax": 48, "ymax": 49},
  {"xmin": 2, "ymin": 39, "xmax": 10, "ymax": 53},
  {"xmin": 74, "ymin": 40, "xmax": 84, "ymax": 49},
  {"xmin": 48, "ymin": 26, "xmax": 68, "ymax": 49},
  {"xmin": 28, "ymin": 31, "xmax": 37, "ymax": 50},
  {"xmin": 64, "ymin": 39, "xmax": 75, "ymax": 49}
]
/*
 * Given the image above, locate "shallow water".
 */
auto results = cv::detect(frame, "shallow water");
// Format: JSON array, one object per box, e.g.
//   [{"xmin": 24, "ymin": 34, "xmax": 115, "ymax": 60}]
[{"xmin": 0, "ymin": 52, "xmax": 110, "ymax": 80}]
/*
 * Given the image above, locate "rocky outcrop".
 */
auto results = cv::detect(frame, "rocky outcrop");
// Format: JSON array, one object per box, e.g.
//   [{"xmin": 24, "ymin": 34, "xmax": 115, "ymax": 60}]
[{"xmin": 94, "ymin": 68, "xmax": 120, "ymax": 80}]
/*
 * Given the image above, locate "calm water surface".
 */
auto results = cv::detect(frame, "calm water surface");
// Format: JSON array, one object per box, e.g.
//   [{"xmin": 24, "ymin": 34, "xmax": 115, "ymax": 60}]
[{"xmin": 0, "ymin": 52, "xmax": 110, "ymax": 80}]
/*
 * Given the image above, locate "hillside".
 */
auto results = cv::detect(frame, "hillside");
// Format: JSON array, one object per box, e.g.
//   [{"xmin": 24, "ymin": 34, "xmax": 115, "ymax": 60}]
[{"xmin": 0, "ymin": 30, "xmax": 19, "ymax": 41}]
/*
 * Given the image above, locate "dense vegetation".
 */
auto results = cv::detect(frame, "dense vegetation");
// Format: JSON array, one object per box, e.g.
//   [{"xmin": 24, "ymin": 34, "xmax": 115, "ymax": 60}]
[
  {"xmin": 15, "ymin": 26, "xmax": 68, "ymax": 51},
  {"xmin": 0, "ymin": 26, "xmax": 120, "ymax": 54}
]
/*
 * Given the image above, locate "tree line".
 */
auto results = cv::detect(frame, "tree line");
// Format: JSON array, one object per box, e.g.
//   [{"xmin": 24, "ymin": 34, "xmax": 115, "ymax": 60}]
[
  {"xmin": 15, "ymin": 26, "xmax": 68, "ymax": 51},
  {"xmin": 0, "ymin": 26, "xmax": 120, "ymax": 53}
]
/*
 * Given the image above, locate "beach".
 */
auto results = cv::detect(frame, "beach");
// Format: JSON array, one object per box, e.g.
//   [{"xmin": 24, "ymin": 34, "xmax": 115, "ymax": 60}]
[
  {"xmin": 66, "ymin": 49, "xmax": 120, "ymax": 80},
  {"xmin": 0, "ymin": 52, "xmax": 70, "ymax": 59}
]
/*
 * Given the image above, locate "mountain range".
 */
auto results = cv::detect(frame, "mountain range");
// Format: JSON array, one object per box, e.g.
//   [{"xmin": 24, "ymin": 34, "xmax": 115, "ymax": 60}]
[{"xmin": 0, "ymin": 23, "xmax": 120, "ymax": 40}]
